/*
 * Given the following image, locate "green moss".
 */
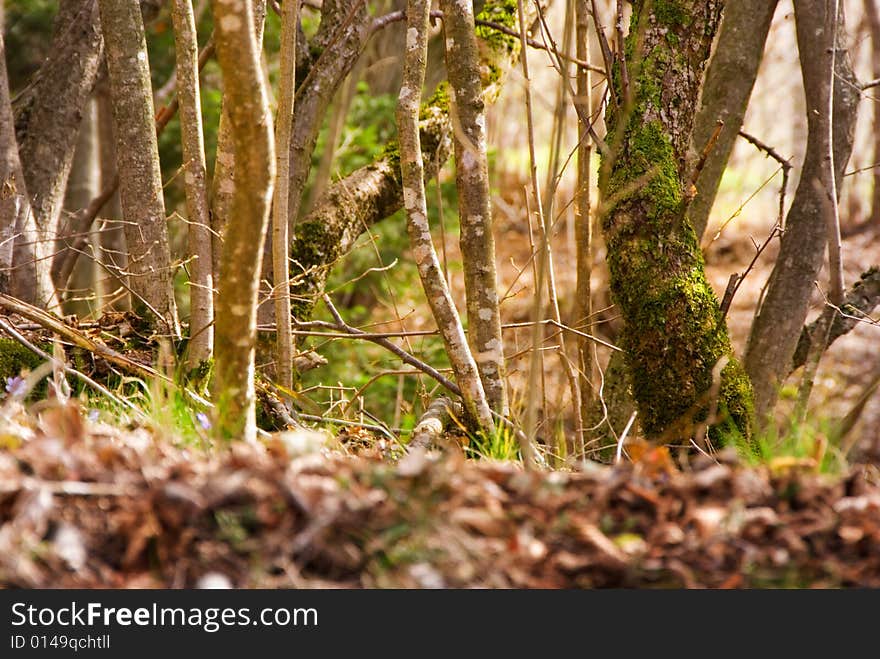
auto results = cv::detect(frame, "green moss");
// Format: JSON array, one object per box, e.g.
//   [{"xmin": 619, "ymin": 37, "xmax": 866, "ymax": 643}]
[
  {"xmin": 475, "ymin": 0, "xmax": 520, "ymax": 55},
  {"xmin": 420, "ymin": 81, "xmax": 450, "ymax": 120},
  {"xmin": 0, "ymin": 337, "xmax": 45, "ymax": 397},
  {"xmin": 289, "ymin": 219, "xmax": 344, "ymax": 321},
  {"xmin": 599, "ymin": 1, "xmax": 753, "ymax": 444},
  {"xmin": 652, "ymin": 0, "xmax": 690, "ymax": 27}
]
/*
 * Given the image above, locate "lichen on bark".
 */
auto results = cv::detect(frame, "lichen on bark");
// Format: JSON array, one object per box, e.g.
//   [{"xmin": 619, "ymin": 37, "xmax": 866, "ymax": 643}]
[{"xmin": 599, "ymin": 0, "xmax": 753, "ymax": 443}]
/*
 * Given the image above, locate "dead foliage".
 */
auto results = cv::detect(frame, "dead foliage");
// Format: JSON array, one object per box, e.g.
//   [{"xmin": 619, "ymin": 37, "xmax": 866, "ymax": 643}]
[{"xmin": 1, "ymin": 399, "xmax": 878, "ymax": 589}]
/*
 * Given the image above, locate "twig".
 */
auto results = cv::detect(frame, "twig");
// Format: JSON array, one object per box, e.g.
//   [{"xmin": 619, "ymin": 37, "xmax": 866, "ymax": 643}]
[
  {"xmin": 738, "ymin": 129, "xmax": 792, "ymax": 227},
  {"xmin": 719, "ymin": 224, "xmax": 781, "ymax": 319},
  {"xmin": 368, "ymin": 10, "xmax": 605, "ymax": 75},
  {"xmin": 318, "ymin": 295, "xmax": 461, "ymax": 397},
  {"xmin": 689, "ymin": 119, "xmax": 724, "ymax": 191},
  {"xmin": 614, "ymin": 410, "xmax": 637, "ymax": 464},
  {"xmin": 614, "ymin": 0, "xmax": 629, "ymax": 104},
  {"xmin": 298, "ymin": 413, "xmax": 398, "ymax": 444}
]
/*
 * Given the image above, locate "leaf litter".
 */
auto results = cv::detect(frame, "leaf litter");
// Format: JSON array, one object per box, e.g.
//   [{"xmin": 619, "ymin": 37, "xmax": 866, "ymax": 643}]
[{"xmin": 1, "ymin": 399, "xmax": 878, "ymax": 588}]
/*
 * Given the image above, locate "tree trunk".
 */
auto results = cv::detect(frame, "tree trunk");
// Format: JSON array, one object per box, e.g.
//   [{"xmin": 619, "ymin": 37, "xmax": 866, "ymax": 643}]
[
  {"xmin": 94, "ymin": 77, "xmax": 129, "ymax": 311},
  {"xmin": 439, "ymin": 0, "xmax": 507, "ymax": 416},
  {"xmin": 271, "ymin": 0, "xmax": 300, "ymax": 391},
  {"xmin": 600, "ymin": 0, "xmax": 753, "ymax": 443},
  {"xmin": 574, "ymin": 0, "xmax": 594, "ymax": 438},
  {"xmin": 0, "ymin": 6, "xmax": 24, "ymax": 295},
  {"xmin": 171, "ymin": 0, "xmax": 213, "ymax": 365},
  {"xmin": 688, "ymin": 0, "xmax": 779, "ymax": 240},
  {"xmin": 398, "ymin": 0, "xmax": 494, "ymax": 433},
  {"xmin": 744, "ymin": 2, "xmax": 858, "ymax": 421},
  {"xmin": 12, "ymin": 0, "xmax": 102, "ymax": 309},
  {"xmin": 211, "ymin": 0, "xmax": 276, "ymax": 442},
  {"xmin": 210, "ymin": 0, "xmax": 266, "ymax": 290},
  {"xmin": 865, "ymin": 0, "xmax": 880, "ymax": 229},
  {"xmin": 97, "ymin": 0, "xmax": 180, "ymax": 335},
  {"xmin": 61, "ymin": 97, "xmax": 101, "ymax": 317}
]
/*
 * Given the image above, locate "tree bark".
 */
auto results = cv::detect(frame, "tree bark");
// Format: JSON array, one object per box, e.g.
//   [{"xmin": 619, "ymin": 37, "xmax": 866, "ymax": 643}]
[
  {"xmin": 865, "ymin": 0, "xmax": 880, "ymax": 229},
  {"xmin": 271, "ymin": 0, "xmax": 300, "ymax": 391},
  {"xmin": 744, "ymin": 1, "xmax": 858, "ymax": 421},
  {"xmin": 209, "ymin": 0, "xmax": 266, "ymax": 288},
  {"xmin": 97, "ymin": 0, "xmax": 180, "ymax": 335},
  {"xmin": 398, "ymin": 0, "xmax": 494, "ymax": 433},
  {"xmin": 211, "ymin": 0, "xmax": 276, "ymax": 442},
  {"xmin": 61, "ymin": 97, "xmax": 101, "ymax": 317},
  {"xmin": 171, "ymin": 0, "xmax": 214, "ymax": 365},
  {"xmin": 0, "ymin": 6, "xmax": 24, "ymax": 295},
  {"xmin": 94, "ymin": 78, "xmax": 129, "ymax": 311},
  {"xmin": 439, "ymin": 0, "xmax": 507, "ymax": 416},
  {"xmin": 688, "ymin": 0, "xmax": 779, "ymax": 240},
  {"xmin": 600, "ymin": 0, "xmax": 753, "ymax": 443},
  {"xmin": 574, "ymin": 0, "xmax": 594, "ymax": 437},
  {"xmin": 12, "ymin": 0, "xmax": 102, "ymax": 309}
]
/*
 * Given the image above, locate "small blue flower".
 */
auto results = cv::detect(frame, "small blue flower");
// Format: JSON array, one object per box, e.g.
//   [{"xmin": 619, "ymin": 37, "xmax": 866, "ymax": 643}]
[
  {"xmin": 88, "ymin": 409, "xmax": 100, "ymax": 423},
  {"xmin": 196, "ymin": 412, "xmax": 212, "ymax": 430},
  {"xmin": 5, "ymin": 376, "xmax": 26, "ymax": 397}
]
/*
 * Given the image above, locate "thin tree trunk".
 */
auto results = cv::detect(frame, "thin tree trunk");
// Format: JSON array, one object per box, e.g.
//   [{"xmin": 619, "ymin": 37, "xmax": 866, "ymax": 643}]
[
  {"xmin": 794, "ymin": 0, "xmax": 844, "ymax": 422},
  {"xmin": 574, "ymin": 0, "xmax": 593, "ymax": 443},
  {"xmin": 12, "ymin": 0, "xmax": 102, "ymax": 309},
  {"xmin": 0, "ymin": 6, "xmax": 23, "ymax": 294},
  {"xmin": 745, "ymin": 1, "xmax": 859, "ymax": 422},
  {"xmin": 600, "ymin": 0, "xmax": 754, "ymax": 443},
  {"xmin": 439, "ymin": 0, "xmax": 507, "ymax": 416},
  {"xmin": 61, "ymin": 97, "xmax": 101, "ymax": 317},
  {"xmin": 211, "ymin": 0, "xmax": 276, "ymax": 442},
  {"xmin": 171, "ymin": 0, "xmax": 213, "ymax": 365},
  {"xmin": 272, "ymin": 0, "xmax": 300, "ymax": 391},
  {"xmin": 210, "ymin": 0, "xmax": 267, "ymax": 290},
  {"xmin": 94, "ymin": 78, "xmax": 129, "ymax": 311},
  {"xmin": 865, "ymin": 0, "xmax": 880, "ymax": 228},
  {"xmin": 397, "ymin": 0, "xmax": 494, "ymax": 433},
  {"xmin": 97, "ymin": 0, "xmax": 180, "ymax": 335},
  {"xmin": 302, "ymin": 60, "xmax": 362, "ymax": 216},
  {"xmin": 688, "ymin": 0, "xmax": 779, "ymax": 240}
]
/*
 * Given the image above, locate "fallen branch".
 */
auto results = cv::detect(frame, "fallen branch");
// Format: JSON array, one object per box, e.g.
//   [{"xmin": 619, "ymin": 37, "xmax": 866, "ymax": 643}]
[
  {"xmin": 408, "ymin": 397, "xmax": 455, "ymax": 450},
  {"xmin": 0, "ymin": 316, "xmax": 145, "ymax": 418},
  {"xmin": 791, "ymin": 267, "xmax": 880, "ymax": 372},
  {"xmin": 0, "ymin": 293, "xmax": 164, "ymax": 383}
]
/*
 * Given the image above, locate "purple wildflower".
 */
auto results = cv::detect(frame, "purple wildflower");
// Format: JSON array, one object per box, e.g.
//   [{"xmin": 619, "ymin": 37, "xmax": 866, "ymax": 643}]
[
  {"xmin": 5, "ymin": 376, "xmax": 26, "ymax": 397},
  {"xmin": 196, "ymin": 412, "xmax": 212, "ymax": 430}
]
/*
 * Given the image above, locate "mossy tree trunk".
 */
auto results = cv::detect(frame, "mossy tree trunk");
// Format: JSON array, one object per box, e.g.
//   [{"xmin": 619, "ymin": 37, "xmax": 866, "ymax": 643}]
[{"xmin": 599, "ymin": 0, "xmax": 753, "ymax": 443}]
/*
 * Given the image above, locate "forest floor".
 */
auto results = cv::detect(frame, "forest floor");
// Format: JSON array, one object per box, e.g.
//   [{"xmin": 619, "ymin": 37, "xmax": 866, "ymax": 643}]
[{"xmin": 2, "ymin": 398, "xmax": 879, "ymax": 588}]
